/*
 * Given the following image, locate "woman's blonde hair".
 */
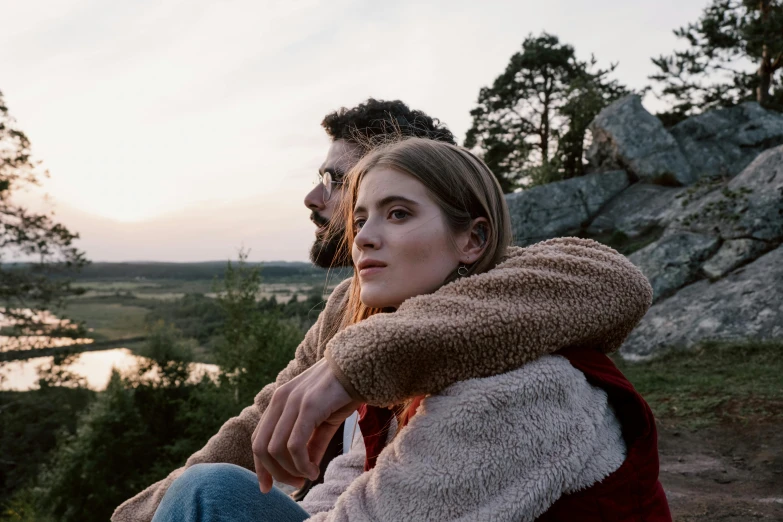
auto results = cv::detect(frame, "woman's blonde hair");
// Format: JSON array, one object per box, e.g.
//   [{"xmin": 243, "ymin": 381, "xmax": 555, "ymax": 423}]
[{"xmin": 331, "ymin": 137, "xmax": 513, "ymax": 329}]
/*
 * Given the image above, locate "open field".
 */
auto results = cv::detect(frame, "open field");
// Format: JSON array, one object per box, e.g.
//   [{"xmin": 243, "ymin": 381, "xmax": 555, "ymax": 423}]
[
  {"xmin": 65, "ymin": 301, "xmax": 149, "ymax": 341},
  {"xmin": 73, "ymin": 279, "xmax": 339, "ymax": 304},
  {"xmin": 615, "ymin": 340, "xmax": 783, "ymax": 521}
]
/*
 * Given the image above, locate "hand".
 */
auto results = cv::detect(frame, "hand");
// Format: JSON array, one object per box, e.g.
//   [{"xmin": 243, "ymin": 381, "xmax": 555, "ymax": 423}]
[{"xmin": 251, "ymin": 358, "xmax": 361, "ymax": 493}]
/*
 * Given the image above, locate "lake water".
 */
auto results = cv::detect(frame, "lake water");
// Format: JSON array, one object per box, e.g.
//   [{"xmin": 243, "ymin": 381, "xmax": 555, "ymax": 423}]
[{"xmin": 0, "ymin": 348, "xmax": 220, "ymax": 391}]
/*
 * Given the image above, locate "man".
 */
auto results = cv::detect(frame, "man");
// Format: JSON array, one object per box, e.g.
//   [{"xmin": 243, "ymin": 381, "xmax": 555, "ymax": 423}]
[
  {"xmin": 293, "ymin": 99, "xmax": 456, "ymax": 497},
  {"xmin": 112, "ymin": 99, "xmax": 457, "ymax": 521},
  {"xmin": 305, "ymin": 99, "xmax": 455, "ymax": 268}
]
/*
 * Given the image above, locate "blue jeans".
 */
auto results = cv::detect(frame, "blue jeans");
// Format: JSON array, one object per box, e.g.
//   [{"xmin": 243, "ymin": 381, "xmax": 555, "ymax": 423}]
[{"xmin": 152, "ymin": 463, "xmax": 311, "ymax": 522}]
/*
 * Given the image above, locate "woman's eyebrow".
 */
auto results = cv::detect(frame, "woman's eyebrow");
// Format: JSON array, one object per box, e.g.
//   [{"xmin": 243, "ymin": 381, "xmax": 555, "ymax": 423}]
[{"xmin": 354, "ymin": 195, "xmax": 419, "ymax": 214}]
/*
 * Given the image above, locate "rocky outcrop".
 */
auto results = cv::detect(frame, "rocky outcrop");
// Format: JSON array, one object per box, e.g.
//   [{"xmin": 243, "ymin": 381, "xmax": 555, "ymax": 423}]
[
  {"xmin": 586, "ymin": 183, "xmax": 684, "ymax": 239},
  {"xmin": 701, "ymin": 239, "xmax": 769, "ymax": 280},
  {"xmin": 587, "ymin": 95, "xmax": 695, "ymax": 186},
  {"xmin": 504, "ymin": 98, "xmax": 783, "ymax": 359},
  {"xmin": 628, "ymin": 232, "xmax": 720, "ymax": 301},
  {"xmin": 620, "ymin": 244, "xmax": 783, "ymax": 359},
  {"xmin": 670, "ymin": 102, "xmax": 783, "ymax": 179},
  {"xmin": 673, "ymin": 145, "xmax": 783, "ymax": 243},
  {"xmin": 506, "ymin": 170, "xmax": 629, "ymax": 247}
]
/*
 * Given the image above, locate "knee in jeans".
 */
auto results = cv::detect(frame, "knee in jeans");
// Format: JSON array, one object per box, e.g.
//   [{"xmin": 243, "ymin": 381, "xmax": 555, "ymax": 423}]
[{"xmin": 177, "ymin": 463, "xmax": 249, "ymax": 490}]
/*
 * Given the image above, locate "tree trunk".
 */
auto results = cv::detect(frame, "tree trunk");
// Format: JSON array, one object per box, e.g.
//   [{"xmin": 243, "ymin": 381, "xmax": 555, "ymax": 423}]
[
  {"xmin": 756, "ymin": 1, "xmax": 773, "ymax": 107},
  {"xmin": 757, "ymin": 48, "xmax": 772, "ymax": 107},
  {"xmin": 541, "ymin": 77, "xmax": 551, "ymax": 166}
]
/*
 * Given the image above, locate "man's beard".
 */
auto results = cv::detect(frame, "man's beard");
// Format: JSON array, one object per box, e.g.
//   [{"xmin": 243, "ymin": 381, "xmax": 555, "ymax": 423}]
[{"xmin": 309, "ymin": 213, "xmax": 352, "ymax": 268}]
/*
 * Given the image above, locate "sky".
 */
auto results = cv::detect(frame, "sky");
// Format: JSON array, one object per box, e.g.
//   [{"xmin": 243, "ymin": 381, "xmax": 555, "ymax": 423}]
[{"xmin": 0, "ymin": 0, "xmax": 707, "ymax": 261}]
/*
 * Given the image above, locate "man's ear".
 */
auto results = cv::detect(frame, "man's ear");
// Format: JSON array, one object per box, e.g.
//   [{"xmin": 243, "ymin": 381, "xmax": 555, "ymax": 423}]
[{"xmin": 458, "ymin": 217, "xmax": 490, "ymax": 264}]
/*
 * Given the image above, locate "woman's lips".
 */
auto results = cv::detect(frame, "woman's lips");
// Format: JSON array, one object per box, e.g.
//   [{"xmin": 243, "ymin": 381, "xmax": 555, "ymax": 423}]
[{"xmin": 359, "ymin": 266, "xmax": 386, "ymax": 277}]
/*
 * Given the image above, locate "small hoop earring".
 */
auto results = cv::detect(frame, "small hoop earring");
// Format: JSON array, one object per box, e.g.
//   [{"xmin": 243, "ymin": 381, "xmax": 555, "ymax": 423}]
[{"xmin": 457, "ymin": 265, "xmax": 469, "ymax": 277}]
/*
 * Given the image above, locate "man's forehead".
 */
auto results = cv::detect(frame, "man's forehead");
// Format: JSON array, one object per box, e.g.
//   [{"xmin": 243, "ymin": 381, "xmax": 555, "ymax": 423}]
[{"xmin": 320, "ymin": 139, "xmax": 362, "ymax": 174}]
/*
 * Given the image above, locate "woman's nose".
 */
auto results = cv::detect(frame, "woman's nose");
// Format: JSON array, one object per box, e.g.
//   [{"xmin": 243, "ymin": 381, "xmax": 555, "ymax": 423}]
[{"xmin": 354, "ymin": 220, "xmax": 380, "ymax": 250}]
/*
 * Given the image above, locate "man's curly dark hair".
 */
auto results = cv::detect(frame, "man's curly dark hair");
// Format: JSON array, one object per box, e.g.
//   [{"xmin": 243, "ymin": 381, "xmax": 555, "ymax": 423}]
[{"xmin": 321, "ymin": 98, "xmax": 456, "ymax": 150}]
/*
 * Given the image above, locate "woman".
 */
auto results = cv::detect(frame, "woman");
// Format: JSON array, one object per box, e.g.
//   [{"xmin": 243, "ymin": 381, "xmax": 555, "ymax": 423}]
[{"xmin": 149, "ymin": 138, "xmax": 670, "ymax": 521}]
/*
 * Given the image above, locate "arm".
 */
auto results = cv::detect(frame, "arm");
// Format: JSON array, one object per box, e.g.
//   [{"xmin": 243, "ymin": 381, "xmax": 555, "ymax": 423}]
[
  {"xmin": 326, "ymin": 237, "xmax": 653, "ymax": 406},
  {"xmin": 110, "ymin": 279, "xmax": 352, "ymax": 522},
  {"xmin": 309, "ymin": 355, "xmax": 626, "ymax": 522}
]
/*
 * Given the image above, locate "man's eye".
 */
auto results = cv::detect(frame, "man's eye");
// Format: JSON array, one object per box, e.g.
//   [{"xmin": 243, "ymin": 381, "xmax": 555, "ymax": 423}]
[{"xmin": 390, "ymin": 210, "xmax": 409, "ymax": 220}]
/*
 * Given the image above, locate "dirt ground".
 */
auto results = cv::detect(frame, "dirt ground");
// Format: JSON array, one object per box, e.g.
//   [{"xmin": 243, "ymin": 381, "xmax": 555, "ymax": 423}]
[{"xmin": 659, "ymin": 414, "xmax": 783, "ymax": 521}]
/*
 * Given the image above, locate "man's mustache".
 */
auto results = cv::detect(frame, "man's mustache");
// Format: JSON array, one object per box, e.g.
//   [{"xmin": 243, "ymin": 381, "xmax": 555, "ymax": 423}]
[{"xmin": 310, "ymin": 212, "xmax": 329, "ymax": 228}]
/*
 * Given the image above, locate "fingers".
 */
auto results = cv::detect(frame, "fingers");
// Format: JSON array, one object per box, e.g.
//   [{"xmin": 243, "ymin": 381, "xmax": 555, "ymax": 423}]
[
  {"xmin": 288, "ymin": 403, "xmax": 325, "ymax": 480},
  {"xmin": 304, "ymin": 422, "xmax": 343, "ymax": 475},
  {"xmin": 251, "ymin": 359, "xmax": 359, "ymax": 493},
  {"xmin": 252, "ymin": 449, "xmax": 274, "ymax": 493},
  {"xmin": 252, "ymin": 388, "xmax": 296, "ymax": 493},
  {"xmin": 253, "ymin": 382, "xmax": 319, "ymax": 492},
  {"xmin": 268, "ymin": 397, "xmax": 311, "ymax": 479}
]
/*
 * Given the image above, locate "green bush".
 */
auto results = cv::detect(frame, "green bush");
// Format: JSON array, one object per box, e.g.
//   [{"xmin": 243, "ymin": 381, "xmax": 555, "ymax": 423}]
[{"xmin": 18, "ymin": 253, "xmax": 304, "ymax": 522}]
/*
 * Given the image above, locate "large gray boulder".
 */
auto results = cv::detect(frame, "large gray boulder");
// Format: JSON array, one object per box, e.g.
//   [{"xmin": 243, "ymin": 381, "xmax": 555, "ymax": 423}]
[
  {"xmin": 628, "ymin": 231, "xmax": 720, "ymax": 301},
  {"xmin": 621, "ymin": 244, "xmax": 783, "ymax": 359},
  {"xmin": 505, "ymin": 170, "xmax": 629, "ymax": 247},
  {"xmin": 670, "ymin": 102, "xmax": 783, "ymax": 180},
  {"xmin": 587, "ymin": 95, "xmax": 696, "ymax": 186},
  {"xmin": 674, "ymin": 144, "xmax": 783, "ymax": 242},
  {"xmin": 586, "ymin": 183, "xmax": 685, "ymax": 239},
  {"xmin": 701, "ymin": 239, "xmax": 770, "ymax": 280}
]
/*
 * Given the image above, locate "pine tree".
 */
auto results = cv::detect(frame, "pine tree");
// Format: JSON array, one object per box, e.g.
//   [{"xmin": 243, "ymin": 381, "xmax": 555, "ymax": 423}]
[
  {"xmin": 0, "ymin": 89, "xmax": 87, "ymax": 349},
  {"xmin": 464, "ymin": 33, "xmax": 628, "ymax": 192},
  {"xmin": 651, "ymin": 0, "xmax": 783, "ymax": 122}
]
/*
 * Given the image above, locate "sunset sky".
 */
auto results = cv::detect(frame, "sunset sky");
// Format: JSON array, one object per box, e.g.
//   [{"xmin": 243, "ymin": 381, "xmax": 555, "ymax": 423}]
[{"xmin": 1, "ymin": 0, "xmax": 706, "ymax": 261}]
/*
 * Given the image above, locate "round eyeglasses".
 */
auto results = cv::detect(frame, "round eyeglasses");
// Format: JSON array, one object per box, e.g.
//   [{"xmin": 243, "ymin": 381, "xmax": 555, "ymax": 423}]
[{"xmin": 317, "ymin": 171, "xmax": 344, "ymax": 202}]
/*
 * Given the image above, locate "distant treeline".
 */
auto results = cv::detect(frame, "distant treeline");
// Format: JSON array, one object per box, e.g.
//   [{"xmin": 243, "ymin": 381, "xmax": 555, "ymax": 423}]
[
  {"xmin": 76, "ymin": 261, "xmax": 327, "ymax": 281},
  {"xmin": 3, "ymin": 261, "xmax": 349, "ymax": 281}
]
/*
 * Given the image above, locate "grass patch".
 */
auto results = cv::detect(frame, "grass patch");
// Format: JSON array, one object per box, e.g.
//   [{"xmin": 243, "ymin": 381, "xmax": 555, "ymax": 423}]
[
  {"xmin": 63, "ymin": 302, "xmax": 149, "ymax": 341},
  {"xmin": 613, "ymin": 339, "xmax": 783, "ymax": 428}
]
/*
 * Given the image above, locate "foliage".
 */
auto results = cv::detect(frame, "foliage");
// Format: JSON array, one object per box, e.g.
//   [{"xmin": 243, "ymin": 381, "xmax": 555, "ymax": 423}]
[
  {"xmin": 0, "ymin": 89, "xmax": 88, "ymax": 348},
  {"xmin": 464, "ymin": 33, "xmax": 629, "ymax": 191},
  {"xmin": 32, "ymin": 345, "xmax": 233, "ymax": 522},
  {"xmin": 212, "ymin": 250, "xmax": 302, "ymax": 405},
  {"xmin": 71, "ymin": 261, "xmax": 328, "ymax": 282},
  {"xmin": 650, "ymin": 0, "xmax": 783, "ymax": 120},
  {"xmin": 145, "ymin": 294, "xmax": 225, "ymax": 344},
  {"xmin": 4, "ymin": 253, "xmax": 305, "ymax": 521},
  {"xmin": 0, "ymin": 386, "xmax": 95, "ymax": 508},
  {"xmin": 135, "ymin": 321, "xmax": 197, "ymax": 388}
]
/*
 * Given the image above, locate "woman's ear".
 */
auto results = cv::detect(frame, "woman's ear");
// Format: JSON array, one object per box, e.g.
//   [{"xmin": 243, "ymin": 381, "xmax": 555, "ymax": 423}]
[{"xmin": 458, "ymin": 217, "xmax": 490, "ymax": 264}]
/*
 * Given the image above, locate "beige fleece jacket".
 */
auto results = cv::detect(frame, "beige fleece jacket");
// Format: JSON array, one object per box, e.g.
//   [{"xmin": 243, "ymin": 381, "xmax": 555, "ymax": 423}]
[
  {"xmin": 300, "ymin": 355, "xmax": 627, "ymax": 521},
  {"xmin": 111, "ymin": 237, "xmax": 652, "ymax": 522}
]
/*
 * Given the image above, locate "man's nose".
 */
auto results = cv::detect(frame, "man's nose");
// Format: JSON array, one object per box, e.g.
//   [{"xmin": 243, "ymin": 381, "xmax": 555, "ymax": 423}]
[{"xmin": 304, "ymin": 183, "xmax": 326, "ymax": 211}]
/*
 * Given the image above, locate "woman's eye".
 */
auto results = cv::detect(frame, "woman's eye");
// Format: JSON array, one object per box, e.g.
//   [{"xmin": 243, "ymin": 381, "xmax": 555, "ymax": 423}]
[
  {"xmin": 390, "ymin": 210, "xmax": 409, "ymax": 220},
  {"xmin": 353, "ymin": 219, "xmax": 366, "ymax": 231}
]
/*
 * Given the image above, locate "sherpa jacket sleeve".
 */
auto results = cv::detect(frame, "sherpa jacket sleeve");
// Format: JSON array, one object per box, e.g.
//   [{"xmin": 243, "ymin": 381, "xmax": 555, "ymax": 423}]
[
  {"xmin": 306, "ymin": 355, "xmax": 627, "ymax": 522},
  {"xmin": 110, "ymin": 279, "xmax": 353, "ymax": 522},
  {"xmin": 325, "ymin": 237, "xmax": 653, "ymax": 406}
]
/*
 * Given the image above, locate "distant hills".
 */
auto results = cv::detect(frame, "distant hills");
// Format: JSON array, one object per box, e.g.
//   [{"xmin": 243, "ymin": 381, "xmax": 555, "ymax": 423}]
[{"xmin": 74, "ymin": 260, "xmax": 331, "ymax": 281}]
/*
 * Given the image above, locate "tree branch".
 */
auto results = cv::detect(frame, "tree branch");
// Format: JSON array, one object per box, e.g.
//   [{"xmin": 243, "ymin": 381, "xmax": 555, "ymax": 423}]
[{"xmin": 772, "ymin": 52, "xmax": 783, "ymax": 72}]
